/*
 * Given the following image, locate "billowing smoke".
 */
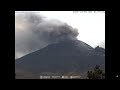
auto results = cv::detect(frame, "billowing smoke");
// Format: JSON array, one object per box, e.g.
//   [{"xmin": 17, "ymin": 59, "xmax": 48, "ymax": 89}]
[{"xmin": 15, "ymin": 12, "xmax": 79, "ymax": 59}]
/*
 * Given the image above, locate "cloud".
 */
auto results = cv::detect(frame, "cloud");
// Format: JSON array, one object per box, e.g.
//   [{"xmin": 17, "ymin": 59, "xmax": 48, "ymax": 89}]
[{"xmin": 15, "ymin": 12, "xmax": 79, "ymax": 59}]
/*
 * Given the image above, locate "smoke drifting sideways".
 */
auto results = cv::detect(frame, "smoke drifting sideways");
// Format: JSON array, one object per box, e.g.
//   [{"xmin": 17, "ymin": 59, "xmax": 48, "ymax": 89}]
[{"xmin": 15, "ymin": 12, "xmax": 79, "ymax": 59}]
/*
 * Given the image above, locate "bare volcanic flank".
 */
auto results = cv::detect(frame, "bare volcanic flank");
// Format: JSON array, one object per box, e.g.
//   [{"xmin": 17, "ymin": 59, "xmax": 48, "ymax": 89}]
[{"xmin": 15, "ymin": 40, "xmax": 105, "ymax": 75}]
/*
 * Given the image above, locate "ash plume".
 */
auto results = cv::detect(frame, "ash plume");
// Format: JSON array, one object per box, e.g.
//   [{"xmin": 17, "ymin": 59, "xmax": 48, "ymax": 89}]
[{"xmin": 15, "ymin": 12, "xmax": 79, "ymax": 59}]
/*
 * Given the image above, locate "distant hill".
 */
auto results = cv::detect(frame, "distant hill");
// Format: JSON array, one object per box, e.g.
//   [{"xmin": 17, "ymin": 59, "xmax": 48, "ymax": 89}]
[
  {"xmin": 94, "ymin": 41, "xmax": 105, "ymax": 48},
  {"xmin": 15, "ymin": 40, "xmax": 105, "ymax": 79}
]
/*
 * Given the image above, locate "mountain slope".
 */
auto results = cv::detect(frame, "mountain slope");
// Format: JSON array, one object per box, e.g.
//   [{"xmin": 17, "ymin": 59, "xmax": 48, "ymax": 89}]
[{"xmin": 15, "ymin": 40, "xmax": 105, "ymax": 78}]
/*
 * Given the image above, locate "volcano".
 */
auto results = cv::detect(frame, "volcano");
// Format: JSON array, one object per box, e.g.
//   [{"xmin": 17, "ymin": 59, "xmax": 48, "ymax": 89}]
[{"xmin": 15, "ymin": 40, "xmax": 105, "ymax": 79}]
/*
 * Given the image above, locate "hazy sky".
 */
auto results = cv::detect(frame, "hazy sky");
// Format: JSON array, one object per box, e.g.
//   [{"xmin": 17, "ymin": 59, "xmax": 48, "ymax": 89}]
[
  {"xmin": 19, "ymin": 11, "xmax": 104, "ymax": 47},
  {"xmin": 38, "ymin": 11, "xmax": 105, "ymax": 47},
  {"xmin": 15, "ymin": 11, "xmax": 105, "ymax": 47}
]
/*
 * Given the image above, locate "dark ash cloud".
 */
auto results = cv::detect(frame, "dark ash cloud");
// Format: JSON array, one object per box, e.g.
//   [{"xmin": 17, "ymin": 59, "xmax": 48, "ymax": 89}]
[{"xmin": 15, "ymin": 12, "xmax": 79, "ymax": 59}]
